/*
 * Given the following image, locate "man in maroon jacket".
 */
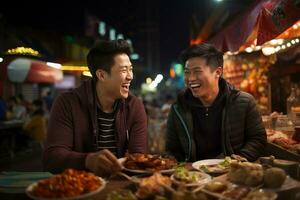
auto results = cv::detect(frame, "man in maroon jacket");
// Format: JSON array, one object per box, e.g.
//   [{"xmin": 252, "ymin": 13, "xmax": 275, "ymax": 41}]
[{"xmin": 43, "ymin": 39, "xmax": 148, "ymax": 177}]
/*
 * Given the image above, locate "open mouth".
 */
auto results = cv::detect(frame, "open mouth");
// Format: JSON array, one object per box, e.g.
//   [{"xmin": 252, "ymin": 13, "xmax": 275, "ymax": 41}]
[
  {"xmin": 122, "ymin": 84, "xmax": 130, "ymax": 91},
  {"xmin": 189, "ymin": 83, "xmax": 201, "ymax": 89}
]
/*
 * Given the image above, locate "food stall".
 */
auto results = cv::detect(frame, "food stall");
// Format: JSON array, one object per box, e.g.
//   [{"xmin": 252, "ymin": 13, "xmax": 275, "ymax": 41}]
[
  {"xmin": 0, "ymin": 56, "xmax": 63, "ymax": 160},
  {"xmin": 223, "ymin": 43, "xmax": 300, "ymax": 161},
  {"xmin": 195, "ymin": 0, "xmax": 300, "ymax": 162},
  {"xmin": 0, "ymin": 56, "xmax": 63, "ymax": 101}
]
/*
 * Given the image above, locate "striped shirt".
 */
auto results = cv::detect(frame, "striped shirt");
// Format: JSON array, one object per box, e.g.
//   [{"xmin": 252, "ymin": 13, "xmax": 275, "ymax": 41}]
[{"xmin": 96, "ymin": 106, "xmax": 117, "ymax": 156}]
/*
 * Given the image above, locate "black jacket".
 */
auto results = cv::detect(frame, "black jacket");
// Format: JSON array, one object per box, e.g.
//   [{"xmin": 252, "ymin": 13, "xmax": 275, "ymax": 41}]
[{"xmin": 166, "ymin": 78, "xmax": 267, "ymax": 162}]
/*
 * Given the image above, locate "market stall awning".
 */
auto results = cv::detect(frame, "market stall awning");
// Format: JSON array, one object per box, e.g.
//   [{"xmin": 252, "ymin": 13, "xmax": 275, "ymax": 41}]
[
  {"xmin": 200, "ymin": 0, "xmax": 300, "ymax": 52},
  {"xmin": 7, "ymin": 58, "xmax": 63, "ymax": 83}
]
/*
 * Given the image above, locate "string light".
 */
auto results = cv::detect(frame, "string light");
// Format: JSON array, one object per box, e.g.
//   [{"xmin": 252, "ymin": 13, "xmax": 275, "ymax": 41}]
[
  {"xmin": 61, "ymin": 66, "xmax": 89, "ymax": 71},
  {"xmin": 6, "ymin": 47, "xmax": 40, "ymax": 56},
  {"xmin": 82, "ymin": 71, "xmax": 92, "ymax": 77}
]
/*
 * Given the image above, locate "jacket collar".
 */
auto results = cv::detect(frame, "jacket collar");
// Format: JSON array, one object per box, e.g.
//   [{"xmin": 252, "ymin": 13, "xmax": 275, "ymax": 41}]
[
  {"xmin": 177, "ymin": 78, "xmax": 240, "ymax": 109},
  {"xmin": 73, "ymin": 78, "xmax": 96, "ymax": 109}
]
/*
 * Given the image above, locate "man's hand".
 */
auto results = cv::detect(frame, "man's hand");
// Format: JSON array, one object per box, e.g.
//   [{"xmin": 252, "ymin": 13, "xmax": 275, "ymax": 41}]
[
  {"xmin": 85, "ymin": 149, "xmax": 123, "ymax": 177},
  {"xmin": 231, "ymin": 154, "xmax": 248, "ymax": 162}
]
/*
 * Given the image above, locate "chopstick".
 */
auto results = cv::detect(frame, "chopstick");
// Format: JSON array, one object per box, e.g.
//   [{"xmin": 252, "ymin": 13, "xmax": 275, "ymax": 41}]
[{"xmin": 113, "ymin": 172, "xmax": 140, "ymax": 184}]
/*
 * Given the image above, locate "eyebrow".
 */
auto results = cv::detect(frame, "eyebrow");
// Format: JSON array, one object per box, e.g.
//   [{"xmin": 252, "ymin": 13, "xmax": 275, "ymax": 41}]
[
  {"xmin": 185, "ymin": 66, "xmax": 202, "ymax": 70},
  {"xmin": 119, "ymin": 65, "xmax": 133, "ymax": 69}
]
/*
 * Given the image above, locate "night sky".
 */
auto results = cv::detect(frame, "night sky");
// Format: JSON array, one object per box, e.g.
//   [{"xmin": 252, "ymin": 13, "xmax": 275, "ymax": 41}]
[
  {"xmin": 1, "ymin": 1, "xmax": 195, "ymax": 69},
  {"xmin": 0, "ymin": 0, "xmax": 252, "ymax": 71}
]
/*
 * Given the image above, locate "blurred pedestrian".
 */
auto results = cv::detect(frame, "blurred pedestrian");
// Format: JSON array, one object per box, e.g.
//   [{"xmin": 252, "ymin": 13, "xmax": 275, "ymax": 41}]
[
  {"xmin": 161, "ymin": 95, "xmax": 173, "ymax": 118},
  {"xmin": 0, "ymin": 96, "xmax": 6, "ymax": 121},
  {"xmin": 6, "ymin": 96, "xmax": 26, "ymax": 120},
  {"xmin": 43, "ymin": 91, "xmax": 53, "ymax": 113},
  {"xmin": 23, "ymin": 99, "xmax": 47, "ymax": 147}
]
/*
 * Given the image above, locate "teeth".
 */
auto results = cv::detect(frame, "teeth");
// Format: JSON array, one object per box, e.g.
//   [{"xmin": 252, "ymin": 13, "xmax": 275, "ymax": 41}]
[{"xmin": 190, "ymin": 84, "xmax": 201, "ymax": 88}]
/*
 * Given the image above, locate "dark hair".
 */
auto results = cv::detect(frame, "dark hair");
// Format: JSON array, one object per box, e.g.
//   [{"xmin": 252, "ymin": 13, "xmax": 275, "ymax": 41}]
[
  {"xmin": 87, "ymin": 39, "xmax": 132, "ymax": 79},
  {"xmin": 180, "ymin": 43, "xmax": 224, "ymax": 70}
]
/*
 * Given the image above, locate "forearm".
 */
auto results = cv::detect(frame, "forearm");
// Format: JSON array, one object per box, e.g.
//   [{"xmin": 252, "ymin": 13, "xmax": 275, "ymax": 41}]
[
  {"xmin": 43, "ymin": 94, "xmax": 85, "ymax": 173},
  {"xmin": 239, "ymin": 130, "xmax": 267, "ymax": 161},
  {"xmin": 240, "ymin": 96, "xmax": 267, "ymax": 161},
  {"xmin": 166, "ymin": 113, "xmax": 185, "ymax": 161}
]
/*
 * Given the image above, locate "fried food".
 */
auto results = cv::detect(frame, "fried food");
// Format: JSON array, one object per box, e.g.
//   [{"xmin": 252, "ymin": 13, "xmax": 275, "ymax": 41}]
[
  {"xmin": 106, "ymin": 189, "xmax": 137, "ymax": 200},
  {"xmin": 204, "ymin": 181, "xmax": 227, "ymax": 193},
  {"xmin": 124, "ymin": 153, "xmax": 177, "ymax": 171},
  {"xmin": 263, "ymin": 167, "xmax": 286, "ymax": 188},
  {"xmin": 29, "ymin": 169, "xmax": 102, "ymax": 198},
  {"xmin": 171, "ymin": 191, "xmax": 208, "ymax": 200},
  {"xmin": 242, "ymin": 190, "xmax": 277, "ymax": 200},
  {"xmin": 136, "ymin": 172, "xmax": 171, "ymax": 199},
  {"xmin": 223, "ymin": 186, "xmax": 251, "ymax": 200},
  {"xmin": 227, "ymin": 161, "xmax": 264, "ymax": 187}
]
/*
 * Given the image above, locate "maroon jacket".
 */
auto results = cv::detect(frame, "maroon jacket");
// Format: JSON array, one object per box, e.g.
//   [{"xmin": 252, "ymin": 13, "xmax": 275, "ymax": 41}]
[{"xmin": 43, "ymin": 79, "xmax": 148, "ymax": 173}]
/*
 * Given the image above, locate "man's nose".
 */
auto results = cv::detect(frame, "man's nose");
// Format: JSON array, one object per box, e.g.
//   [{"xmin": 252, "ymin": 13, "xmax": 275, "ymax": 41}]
[
  {"xmin": 126, "ymin": 71, "xmax": 133, "ymax": 80},
  {"xmin": 186, "ymin": 73, "xmax": 196, "ymax": 82}
]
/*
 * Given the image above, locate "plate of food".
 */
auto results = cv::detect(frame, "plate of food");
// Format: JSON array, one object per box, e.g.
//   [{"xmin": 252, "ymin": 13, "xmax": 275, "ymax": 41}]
[
  {"xmin": 119, "ymin": 153, "xmax": 177, "ymax": 174},
  {"xmin": 170, "ymin": 166, "xmax": 211, "ymax": 187},
  {"xmin": 192, "ymin": 157, "xmax": 232, "ymax": 175},
  {"xmin": 106, "ymin": 189, "xmax": 137, "ymax": 200},
  {"xmin": 26, "ymin": 169, "xmax": 106, "ymax": 200},
  {"xmin": 242, "ymin": 189, "xmax": 277, "ymax": 200},
  {"xmin": 135, "ymin": 172, "xmax": 172, "ymax": 199}
]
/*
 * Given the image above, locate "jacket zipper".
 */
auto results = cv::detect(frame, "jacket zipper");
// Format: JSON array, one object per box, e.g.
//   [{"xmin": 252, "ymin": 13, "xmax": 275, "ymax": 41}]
[{"xmin": 173, "ymin": 105, "xmax": 192, "ymax": 161}]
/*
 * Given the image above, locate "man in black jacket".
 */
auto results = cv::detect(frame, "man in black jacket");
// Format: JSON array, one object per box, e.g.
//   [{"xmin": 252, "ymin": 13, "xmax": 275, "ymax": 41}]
[{"xmin": 166, "ymin": 43, "xmax": 267, "ymax": 162}]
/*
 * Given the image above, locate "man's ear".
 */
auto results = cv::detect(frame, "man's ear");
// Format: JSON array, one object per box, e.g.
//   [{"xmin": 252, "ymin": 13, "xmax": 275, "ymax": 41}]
[
  {"xmin": 215, "ymin": 66, "xmax": 223, "ymax": 78},
  {"xmin": 95, "ymin": 69, "xmax": 107, "ymax": 81}
]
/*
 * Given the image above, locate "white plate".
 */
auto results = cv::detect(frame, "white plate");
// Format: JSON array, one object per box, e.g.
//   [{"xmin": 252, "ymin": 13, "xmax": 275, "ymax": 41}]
[
  {"xmin": 123, "ymin": 167, "xmax": 175, "ymax": 175},
  {"xmin": 192, "ymin": 159, "xmax": 229, "ymax": 174},
  {"xmin": 26, "ymin": 177, "xmax": 106, "ymax": 200},
  {"xmin": 118, "ymin": 157, "xmax": 175, "ymax": 174},
  {"xmin": 170, "ymin": 171, "xmax": 211, "ymax": 187}
]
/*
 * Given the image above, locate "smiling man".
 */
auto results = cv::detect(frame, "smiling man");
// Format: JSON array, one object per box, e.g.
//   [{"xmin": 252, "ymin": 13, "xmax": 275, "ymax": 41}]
[
  {"xmin": 166, "ymin": 43, "xmax": 266, "ymax": 162},
  {"xmin": 43, "ymin": 39, "xmax": 148, "ymax": 176}
]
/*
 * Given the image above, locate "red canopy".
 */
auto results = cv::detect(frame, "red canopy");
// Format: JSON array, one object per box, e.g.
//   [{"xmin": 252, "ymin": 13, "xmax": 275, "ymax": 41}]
[
  {"xmin": 4, "ymin": 58, "xmax": 63, "ymax": 83},
  {"xmin": 206, "ymin": 0, "xmax": 300, "ymax": 52}
]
